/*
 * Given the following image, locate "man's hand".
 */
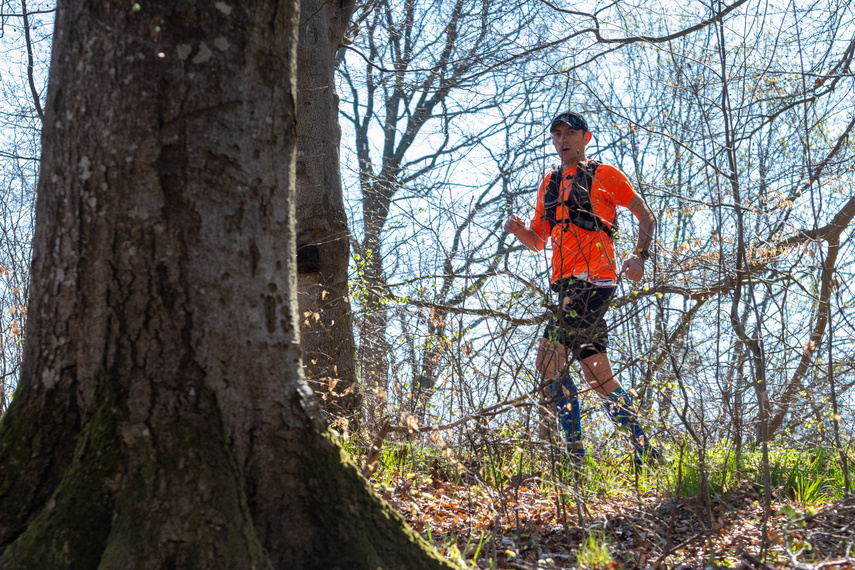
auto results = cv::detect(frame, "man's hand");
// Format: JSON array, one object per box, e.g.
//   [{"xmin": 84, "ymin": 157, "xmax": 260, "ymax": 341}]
[
  {"xmin": 504, "ymin": 214, "xmax": 525, "ymax": 235},
  {"xmin": 505, "ymin": 214, "xmax": 544, "ymax": 251},
  {"xmin": 621, "ymin": 256, "xmax": 645, "ymax": 282}
]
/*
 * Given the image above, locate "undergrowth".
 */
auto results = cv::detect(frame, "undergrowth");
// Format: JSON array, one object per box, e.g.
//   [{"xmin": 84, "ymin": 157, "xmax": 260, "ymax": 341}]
[{"xmin": 342, "ymin": 432, "xmax": 853, "ymax": 569}]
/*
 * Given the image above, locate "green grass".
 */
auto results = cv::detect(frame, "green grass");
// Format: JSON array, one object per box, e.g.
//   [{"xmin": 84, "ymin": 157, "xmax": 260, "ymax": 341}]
[
  {"xmin": 658, "ymin": 442, "xmax": 848, "ymax": 504},
  {"xmin": 665, "ymin": 444, "xmax": 741, "ymax": 500},
  {"xmin": 576, "ymin": 531, "xmax": 614, "ymax": 569},
  {"xmin": 761, "ymin": 447, "xmax": 845, "ymax": 505},
  {"xmin": 350, "ymin": 430, "xmax": 851, "ymax": 512}
]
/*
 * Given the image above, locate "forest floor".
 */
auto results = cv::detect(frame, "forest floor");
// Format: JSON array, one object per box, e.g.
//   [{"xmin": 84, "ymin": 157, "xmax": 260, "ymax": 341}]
[{"xmin": 363, "ymin": 445, "xmax": 855, "ymax": 569}]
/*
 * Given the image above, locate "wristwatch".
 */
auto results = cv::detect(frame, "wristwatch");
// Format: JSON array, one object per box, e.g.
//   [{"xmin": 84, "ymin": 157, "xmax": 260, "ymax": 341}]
[{"xmin": 633, "ymin": 247, "xmax": 650, "ymax": 260}]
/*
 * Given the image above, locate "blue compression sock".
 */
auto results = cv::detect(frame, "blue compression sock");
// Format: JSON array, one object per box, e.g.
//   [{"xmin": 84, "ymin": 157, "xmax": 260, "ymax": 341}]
[
  {"xmin": 549, "ymin": 376, "xmax": 584, "ymax": 456},
  {"xmin": 603, "ymin": 386, "xmax": 651, "ymax": 453}
]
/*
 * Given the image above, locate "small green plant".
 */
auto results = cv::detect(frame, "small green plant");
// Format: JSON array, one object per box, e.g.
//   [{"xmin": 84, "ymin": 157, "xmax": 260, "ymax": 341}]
[
  {"xmin": 792, "ymin": 471, "xmax": 829, "ymax": 506},
  {"xmin": 665, "ymin": 443, "xmax": 739, "ymax": 500},
  {"xmin": 576, "ymin": 451, "xmax": 626, "ymax": 499},
  {"xmin": 670, "ymin": 454, "xmax": 704, "ymax": 498},
  {"xmin": 467, "ymin": 533, "xmax": 487, "ymax": 563},
  {"xmin": 746, "ymin": 447, "xmax": 848, "ymax": 504},
  {"xmin": 576, "ymin": 531, "xmax": 614, "ymax": 569}
]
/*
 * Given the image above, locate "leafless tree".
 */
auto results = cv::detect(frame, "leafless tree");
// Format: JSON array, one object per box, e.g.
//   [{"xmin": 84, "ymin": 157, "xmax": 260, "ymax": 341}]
[
  {"xmin": 338, "ymin": 0, "xmax": 548, "ymax": 425},
  {"xmin": 0, "ymin": 0, "xmax": 53, "ymax": 414}
]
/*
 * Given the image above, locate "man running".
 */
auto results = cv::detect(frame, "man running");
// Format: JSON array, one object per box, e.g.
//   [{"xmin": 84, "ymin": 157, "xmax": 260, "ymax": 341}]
[{"xmin": 504, "ymin": 110, "xmax": 661, "ymax": 465}]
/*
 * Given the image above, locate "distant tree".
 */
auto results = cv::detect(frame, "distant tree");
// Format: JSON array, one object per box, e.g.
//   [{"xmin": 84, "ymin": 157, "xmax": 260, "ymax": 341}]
[
  {"xmin": 295, "ymin": 0, "xmax": 362, "ymax": 424},
  {"xmin": 338, "ymin": 0, "xmax": 548, "ymax": 422},
  {"xmin": 0, "ymin": 0, "xmax": 53, "ymax": 414}
]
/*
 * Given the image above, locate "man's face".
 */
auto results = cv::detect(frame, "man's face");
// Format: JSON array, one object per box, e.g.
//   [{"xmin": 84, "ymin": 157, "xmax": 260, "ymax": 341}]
[{"xmin": 551, "ymin": 122, "xmax": 592, "ymax": 165}]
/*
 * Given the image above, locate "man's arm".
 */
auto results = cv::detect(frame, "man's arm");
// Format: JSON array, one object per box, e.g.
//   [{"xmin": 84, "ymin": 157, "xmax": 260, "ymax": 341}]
[
  {"xmin": 504, "ymin": 214, "xmax": 547, "ymax": 251},
  {"xmin": 621, "ymin": 194, "xmax": 656, "ymax": 282}
]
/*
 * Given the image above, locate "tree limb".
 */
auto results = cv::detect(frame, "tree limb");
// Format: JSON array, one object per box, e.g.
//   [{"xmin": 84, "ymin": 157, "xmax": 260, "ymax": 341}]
[{"xmin": 21, "ymin": 0, "xmax": 44, "ymax": 123}]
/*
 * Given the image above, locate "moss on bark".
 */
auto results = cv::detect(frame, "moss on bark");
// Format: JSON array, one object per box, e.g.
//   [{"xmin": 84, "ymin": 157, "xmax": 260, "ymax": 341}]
[
  {"xmin": 1, "ymin": 376, "xmax": 450, "ymax": 569},
  {"xmin": 95, "ymin": 386, "xmax": 270, "ymax": 569},
  {"xmin": 0, "ymin": 371, "xmax": 121, "ymax": 568},
  {"xmin": 0, "ymin": 377, "xmax": 81, "ymax": 552},
  {"xmin": 0, "ymin": 372, "xmax": 271, "ymax": 570},
  {"xmin": 295, "ymin": 429, "xmax": 458, "ymax": 569}
]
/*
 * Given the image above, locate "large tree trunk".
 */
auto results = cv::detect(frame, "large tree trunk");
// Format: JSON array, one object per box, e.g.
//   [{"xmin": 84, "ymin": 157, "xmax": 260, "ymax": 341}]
[
  {"xmin": 296, "ymin": 0, "xmax": 362, "ymax": 424},
  {"xmin": 0, "ymin": 2, "xmax": 452, "ymax": 568}
]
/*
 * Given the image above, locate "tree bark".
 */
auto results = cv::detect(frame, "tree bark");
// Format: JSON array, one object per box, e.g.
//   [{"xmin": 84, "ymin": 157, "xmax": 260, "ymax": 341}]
[
  {"xmin": 296, "ymin": 0, "xmax": 362, "ymax": 424},
  {"xmin": 358, "ymin": 184, "xmax": 393, "ymax": 426},
  {"xmin": 0, "ymin": 2, "xmax": 453, "ymax": 568}
]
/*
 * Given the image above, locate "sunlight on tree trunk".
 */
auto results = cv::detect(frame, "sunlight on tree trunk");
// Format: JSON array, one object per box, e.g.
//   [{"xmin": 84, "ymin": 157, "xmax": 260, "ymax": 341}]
[{"xmin": 296, "ymin": 0, "xmax": 362, "ymax": 426}]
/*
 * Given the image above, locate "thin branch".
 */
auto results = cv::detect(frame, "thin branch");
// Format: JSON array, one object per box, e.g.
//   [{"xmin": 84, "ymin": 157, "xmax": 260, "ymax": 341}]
[
  {"xmin": 21, "ymin": 0, "xmax": 44, "ymax": 123},
  {"xmin": 537, "ymin": 0, "xmax": 751, "ymax": 45}
]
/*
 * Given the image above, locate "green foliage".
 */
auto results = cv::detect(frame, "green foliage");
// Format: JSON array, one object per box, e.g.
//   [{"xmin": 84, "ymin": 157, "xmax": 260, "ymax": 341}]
[
  {"xmin": 665, "ymin": 444, "xmax": 741, "ymax": 500},
  {"xmin": 575, "ymin": 531, "xmax": 614, "ymax": 569},
  {"xmin": 655, "ymin": 442, "xmax": 850, "ymax": 506},
  {"xmin": 759, "ymin": 447, "xmax": 844, "ymax": 505}
]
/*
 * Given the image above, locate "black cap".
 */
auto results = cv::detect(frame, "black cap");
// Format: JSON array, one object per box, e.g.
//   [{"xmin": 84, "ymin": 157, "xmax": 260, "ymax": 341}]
[{"xmin": 550, "ymin": 111, "xmax": 589, "ymax": 132}]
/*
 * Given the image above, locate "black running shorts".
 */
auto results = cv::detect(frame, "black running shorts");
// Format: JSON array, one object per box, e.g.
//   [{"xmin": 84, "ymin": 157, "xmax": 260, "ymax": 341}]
[{"xmin": 542, "ymin": 278, "xmax": 616, "ymax": 360}]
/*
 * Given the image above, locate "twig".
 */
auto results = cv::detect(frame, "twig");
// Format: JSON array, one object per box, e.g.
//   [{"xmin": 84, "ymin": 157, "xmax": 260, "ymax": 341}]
[
  {"xmin": 738, "ymin": 550, "xmax": 776, "ymax": 570},
  {"xmin": 362, "ymin": 418, "xmax": 392, "ymax": 478},
  {"xmin": 386, "ymin": 393, "xmax": 535, "ymax": 435},
  {"xmin": 21, "ymin": 0, "xmax": 44, "ymax": 123}
]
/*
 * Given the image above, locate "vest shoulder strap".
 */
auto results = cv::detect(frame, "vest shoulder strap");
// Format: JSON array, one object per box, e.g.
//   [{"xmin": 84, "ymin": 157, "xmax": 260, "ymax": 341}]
[{"xmin": 542, "ymin": 160, "xmax": 616, "ymax": 239}]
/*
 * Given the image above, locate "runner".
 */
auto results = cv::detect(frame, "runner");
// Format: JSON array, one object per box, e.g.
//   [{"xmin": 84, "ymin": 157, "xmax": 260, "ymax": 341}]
[{"xmin": 504, "ymin": 110, "xmax": 662, "ymax": 465}]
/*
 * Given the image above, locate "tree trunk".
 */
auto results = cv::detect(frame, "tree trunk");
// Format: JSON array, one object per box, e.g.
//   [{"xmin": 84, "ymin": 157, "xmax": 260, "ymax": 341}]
[
  {"xmin": 357, "ymin": 178, "xmax": 393, "ymax": 428},
  {"xmin": 0, "ymin": 2, "xmax": 453, "ymax": 568},
  {"xmin": 296, "ymin": 0, "xmax": 362, "ymax": 425}
]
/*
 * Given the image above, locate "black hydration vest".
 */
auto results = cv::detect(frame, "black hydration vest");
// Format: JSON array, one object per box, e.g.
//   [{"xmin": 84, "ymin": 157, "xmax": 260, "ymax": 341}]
[{"xmin": 542, "ymin": 160, "xmax": 617, "ymax": 239}]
